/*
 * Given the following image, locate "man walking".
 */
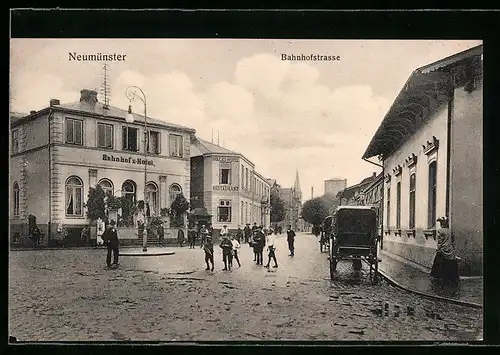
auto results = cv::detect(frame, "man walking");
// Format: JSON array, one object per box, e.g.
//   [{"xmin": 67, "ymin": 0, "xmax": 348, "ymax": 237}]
[
  {"xmin": 287, "ymin": 225, "xmax": 296, "ymax": 257},
  {"xmin": 236, "ymin": 226, "xmax": 243, "ymax": 243},
  {"xmin": 254, "ymin": 226, "xmax": 266, "ymax": 265},
  {"xmin": 203, "ymin": 234, "xmax": 215, "ymax": 271},
  {"xmin": 231, "ymin": 235, "xmax": 241, "ymax": 267},
  {"xmin": 220, "ymin": 235, "xmax": 233, "ymax": 271},
  {"xmin": 244, "ymin": 223, "xmax": 252, "ymax": 244},
  {"xmin": 101, "ymin": 220, "xmax": 119, "ymax": 268},
  {"xmin": 265, "ymin": 229, "xmax": 278, "ymax": 268}
]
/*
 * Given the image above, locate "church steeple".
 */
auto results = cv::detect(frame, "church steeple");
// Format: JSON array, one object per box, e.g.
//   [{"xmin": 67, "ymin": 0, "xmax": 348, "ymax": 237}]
[{"xmin": 294, "ymin": 169, "xmax": 302, "ymax": 202}]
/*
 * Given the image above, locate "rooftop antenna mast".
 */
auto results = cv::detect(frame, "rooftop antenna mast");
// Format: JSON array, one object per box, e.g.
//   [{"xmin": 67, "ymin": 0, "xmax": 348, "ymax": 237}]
[{"xmin": 100, "ymin": 63, "xmax": 111, "ymax": 109}]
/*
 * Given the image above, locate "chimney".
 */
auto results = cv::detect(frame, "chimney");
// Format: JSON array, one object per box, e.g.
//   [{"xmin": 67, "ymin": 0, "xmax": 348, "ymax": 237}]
[
  {"xmin": 373, "ymin": 172, "xmax": 376, "ymax": 177},
  {"xmin": 49, "ymin": 99, "xmax": 60, "ymax": 107},
  {"xmin": 30, "ymin": 110, "xmax": 37, "ymax": 115},
  {"xmin": 80, "ymin": 89, "xmax": 98, "ymax": 105}
]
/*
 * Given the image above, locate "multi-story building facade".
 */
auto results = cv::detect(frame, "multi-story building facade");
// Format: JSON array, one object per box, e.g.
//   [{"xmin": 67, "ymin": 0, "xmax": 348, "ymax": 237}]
[
  {"xmin": 338, "ymin": 173, "xmax": 379, "ymax": 206},
  {"xmin": 190, "ymin": 137, "xmax": 270, "ymax": 239},
  {"xmin": 362, "ymin": 172, "xmax": 384, "ymax": 238},
  {"xmin": 362, "ymin": 45, "xmax": 483, "ymax": 276},
  {"xmin": 10, "ymin": 89, "xmax": 195, "ymax": 245}
]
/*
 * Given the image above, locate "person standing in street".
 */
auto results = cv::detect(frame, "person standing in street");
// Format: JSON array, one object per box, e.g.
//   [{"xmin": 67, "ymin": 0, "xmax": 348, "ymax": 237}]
[
  {"xmin": 430, "ymin": 217, "xmax": 459, "ymax": 283},
  {"xmin": 287, "ymin": 225, "xmax": 296, "ymax": 257},
  {"xmin": 252, "ymin": 222, "xmax": 258, "ymax": 237},
  {"xmin": 265, "ymin": 229, "xmax": 278, "ymax": 268},
  {"xmin": 203, "ymin": 234, "xmax": 215, "ymax": 271},
  {"xmin": 244, "ymin": 223, "xmax": 252, "ymax": 244},
  {"xmin": 231, "ymin": 235, "xmax": 241, "ymax": 267},
  {"xmin": 199, "ymin": 224, "xmax": 209, "ymax": 249},
  {"xmin": 220, "ymin": 225, "xmax": 229, "ymax": 240},
  {"xmin": 220, "ymin": 235, "xmax": 233, "ymax": 271},
  {"xmin": 236, "ymin": 226, "xmax": 243, "ymax": 243},
  {"xmin": 96, "ymin": 217, "xmax": 105, "ymax": 246},
  {"xmin": 101, "ymin": 220, "xmax": 119, "ymax": 268},
  {"xmin": 254, "ymin": 226, "xmax": 266, "ymax": 265},
  {"xmin": 157, "ymin": 221, "xmax": 165, "ymax": 246}
]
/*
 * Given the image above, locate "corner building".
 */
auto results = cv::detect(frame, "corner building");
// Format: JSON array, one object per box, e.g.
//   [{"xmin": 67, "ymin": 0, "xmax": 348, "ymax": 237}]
[
  {"xmin": 10, "ymin": 89, "xmax": 195, "ymax": 244},
  {"xmin": 190, "ymin": 138, "xmax": 270, "ymax": 239}
]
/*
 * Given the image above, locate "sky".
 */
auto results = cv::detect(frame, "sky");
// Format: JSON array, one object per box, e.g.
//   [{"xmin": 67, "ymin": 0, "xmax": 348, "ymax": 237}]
[{"xmin": 10, "ymin": 39, "xmax": 482, "ymax": 201}]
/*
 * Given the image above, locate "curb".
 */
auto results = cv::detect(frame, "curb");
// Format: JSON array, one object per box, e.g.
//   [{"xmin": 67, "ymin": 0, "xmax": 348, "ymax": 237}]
[
  {"xmin": 120, "ymin": 251, "xmax": 176, "ymax": 257},
  {"xmin": 377, "ymin": 268, "xmax": 483, "ymax": 309}
]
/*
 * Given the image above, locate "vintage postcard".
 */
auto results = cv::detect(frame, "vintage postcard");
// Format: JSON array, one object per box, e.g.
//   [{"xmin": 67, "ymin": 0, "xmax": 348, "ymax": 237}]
[{"xmin": 9, "ymin": 38, "xmax": 483, "ymax": 342}]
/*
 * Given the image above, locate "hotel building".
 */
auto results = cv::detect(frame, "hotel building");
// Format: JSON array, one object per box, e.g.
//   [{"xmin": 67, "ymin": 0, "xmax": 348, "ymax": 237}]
[
  {"xmin": 190, "ymin": 138, "xmax": 270, "ymax": 238},
  {"xmin": 10, "ymin": 89, "xmax": 195, "ymax": 245}
]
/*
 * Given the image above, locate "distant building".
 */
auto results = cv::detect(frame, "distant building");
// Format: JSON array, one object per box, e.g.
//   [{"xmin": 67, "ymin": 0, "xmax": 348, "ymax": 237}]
[
  {"xmin": 277, "ymin": 170, "xmax": 303, "ymax": 231},
  {"xmin": 338, "ymin": 172, "xmax": 379, "ymax": 206},
  {"xmin": 324, "ymin": 178, "xmax": 347, "ymax": 197},
  {"xmin": 362, "ymin": 45, "xmax": 483, "ymax": 276},
  {"xmin": 362, "ymin": 172, "xmax": 384, "ymax": 237},
  {"xmin": 190, "ymin": 137, "xmax": 270, "ymax": 239}
]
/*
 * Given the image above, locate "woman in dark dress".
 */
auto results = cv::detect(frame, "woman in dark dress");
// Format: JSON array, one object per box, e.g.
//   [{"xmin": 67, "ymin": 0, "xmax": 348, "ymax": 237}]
[{"xmin": 430, "ymin": 217, "xmax": 459, "ymax": 282}]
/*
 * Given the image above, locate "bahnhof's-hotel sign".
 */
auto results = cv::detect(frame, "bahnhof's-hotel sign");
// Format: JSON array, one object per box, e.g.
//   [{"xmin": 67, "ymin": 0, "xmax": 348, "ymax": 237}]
[{"xmin": 102, "ymin": 154, "xmax": 155, "ymax": 166}]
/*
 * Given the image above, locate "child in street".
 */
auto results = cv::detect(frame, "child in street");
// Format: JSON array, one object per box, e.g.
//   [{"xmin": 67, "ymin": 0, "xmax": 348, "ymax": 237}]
[
  {"xmin": 203, "ymin": 234, "xmax": 214, "ymax": 271},
  {"xmin": 231, "ymin": 235, "xmax": 241, "ymax": 268},
  {"xmin": 220, "ymin": 235, "xmax": 233, "ymax": 271},
  {"xmin": 265, "ymin": 229, "xmax": 278, "ymax": 268}
]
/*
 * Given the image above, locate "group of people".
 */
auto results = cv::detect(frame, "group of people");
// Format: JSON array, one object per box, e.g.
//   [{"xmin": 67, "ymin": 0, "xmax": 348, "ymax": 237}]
[{"xmin": 201, "ymin": 223, "xmax": 297, "ymax": 272}]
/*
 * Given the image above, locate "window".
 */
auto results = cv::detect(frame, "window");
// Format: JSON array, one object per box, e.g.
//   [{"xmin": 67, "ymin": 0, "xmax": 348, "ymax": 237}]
[
  {"xmin": 220, "ymin": 164, "xmax": 231, "ymax": 184},
  {"xmin": 409, "ymin": 173, "xmax": 416, "ymax": 229},
  {"xmin": 169, "ymin": 184, "xmax": 182, "ymax": 205},
  {"xmin": 148, "ymin": 131, "xmax": 161, "ymax": 154},
  {"xmin": 241, "ymin": 201, "xmax": 244, "ymax": 223},
  {"xmin": 98, "ymin": 179, "xmax": 114, "ymax": 196},
  {"xmin": 97, "ymin": 123, "xmax": 113, "ymax": 148},
  {"xmin": 169, "ymin": 134, "xmax": 183, "ymax": 157},
  {"xmin": 245, "ymin": 202, "xmax": 249, "ymax": 223},
  {"xmin": 146, "ymin": 182, "xmax": 158, "ymax": 217},
  {"xmin": 13, "ymin": 182, "xmax": 19, "ymax": 216},
  {"xmin": 396, "ymin": 181, "xmax": 401, "ymax": 229},
  {"xmin": 122, "ymin": 126, "xmax": 138, "ymax": 151},
  {"xmin": 218, "ymin": 200, "xmax": 231, "ymax": 222},
  {"xmin": 386, "ymin": 186, "xmax": 391, "ymax": 227},
  {"xmin": 241, "ymin": 165, "xmax": 244, "ymax": 188},
  {"xmin": 12, "ymin": 130, "xmax": 19, "ymax": 154},
  {"xmin": 428, "ymin": 161, "xmax": 437, "ymax": 228},
  {"xmin": 121, "ymin": 180, "xmax": 137, "ymax": 227},
  {"xmin": 66, "ymin": 118, "xmax": 83, "ymax": 145},
  {"xmin": 66, "ymin": 176, "xmax": 83, "ymax": 216}
]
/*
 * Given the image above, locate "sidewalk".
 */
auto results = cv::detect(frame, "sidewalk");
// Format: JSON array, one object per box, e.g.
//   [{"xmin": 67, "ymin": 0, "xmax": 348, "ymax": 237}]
[
  {"xmin": 378, "ymin": 249, "xmax": 483, "ymax": 308},
  {"xmin": 120, "ymin": 247, "xmax": 176, "ymax": 256}
]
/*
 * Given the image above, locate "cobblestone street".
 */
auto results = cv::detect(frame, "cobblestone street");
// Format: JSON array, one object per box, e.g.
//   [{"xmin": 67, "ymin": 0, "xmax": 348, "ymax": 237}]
[{"xmin": 9, "ymin": 233, "xmax": 483, "ymax": 342}]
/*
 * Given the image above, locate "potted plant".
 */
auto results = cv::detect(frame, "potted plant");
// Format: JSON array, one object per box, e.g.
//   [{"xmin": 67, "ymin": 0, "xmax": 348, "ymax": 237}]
[
  {"xmin": 169, "ymin": 194, "xmax": 189, "ymax": 228},
  {"xmin": 105, "ymin": 192, "xmax": 122, "ymax": 225}
]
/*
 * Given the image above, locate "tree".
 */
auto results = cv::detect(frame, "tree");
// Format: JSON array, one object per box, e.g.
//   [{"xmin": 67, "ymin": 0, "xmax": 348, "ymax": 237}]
[
  {"xmin": 270, "ymin": 190, "xmax": 286, "ymax": 223},
  {"xmin": 301, "ymin": 197, "xmax": 330, "ymax": 226},
  {"xmin": 170, "ymin": 193, "xmax": 190, "ymax": 227},
  {"xmin": 85, "ymin": 185, "xmax": 106, "ymax": 222}
]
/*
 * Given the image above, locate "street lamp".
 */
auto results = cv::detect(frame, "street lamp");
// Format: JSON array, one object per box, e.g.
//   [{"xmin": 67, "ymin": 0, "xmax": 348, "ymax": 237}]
[{"xmin": 125, "ymin": 86, "xmax": 149, "ymax": 252}]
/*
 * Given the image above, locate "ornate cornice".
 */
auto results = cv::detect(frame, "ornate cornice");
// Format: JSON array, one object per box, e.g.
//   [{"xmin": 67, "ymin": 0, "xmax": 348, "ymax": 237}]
[
  {"xmin": 405, "ymin": 153, "xmax": 417, "ymax": 168},
  {"xmin": 423, "ymin": 136, "xmax": 439, "ymax": 156},
  {"xmin": 392, "ymin": 165, "xmax": 402, "ymax": 176}
]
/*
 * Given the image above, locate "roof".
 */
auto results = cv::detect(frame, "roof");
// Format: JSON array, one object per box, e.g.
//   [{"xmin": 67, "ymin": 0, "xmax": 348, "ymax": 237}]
[
  {"xmin": 11, "ymin": 101, "xmax": 196, "ymax": 133},
  {"xmin": 339, "ymin": 174, "xmax": 378, "ymax": 199},
  {"xmin": 192, "ymin": 137, "xmax": 240, "ymax": 156},
  {"xmin": 363, "ymin": 172, "xmax": 383, "ymax": 192},
  {"xmin": 362, "ymin": 44, "xmax": 483, "ymax": 160}
]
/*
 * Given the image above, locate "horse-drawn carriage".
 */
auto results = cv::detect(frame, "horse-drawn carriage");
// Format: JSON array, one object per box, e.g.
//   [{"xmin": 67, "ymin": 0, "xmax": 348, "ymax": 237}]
[{"xmin": 328, "ymin": 206, "xmax": 379, "ymax": 283}]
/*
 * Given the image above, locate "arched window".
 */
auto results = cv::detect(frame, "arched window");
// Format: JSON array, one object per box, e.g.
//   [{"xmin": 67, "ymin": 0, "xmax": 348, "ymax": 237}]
[
  {"xmin": 13, "ymin": 182, "xmax": 19, "ymax": 216},
  {"xmin": 169, "ymin": 184, "xmax": 182, "ymax": 205},
  {"xmin": 66, "ymin": 176, "xmax": 83, "ymax": 216},
  {"xmin": 427, "ymin": 161, "xmax": 437, "ymax": 228},
  {"xmin": 146, "ymin": 182, "xmax": 158, "ymax": 217},
  {"xmin": 98, "ymin": 179, "xmax": 114, "ymax": 196},
  {"xmin": 121, "ymin": 180, "xmax": 137, "ymax": 227}
]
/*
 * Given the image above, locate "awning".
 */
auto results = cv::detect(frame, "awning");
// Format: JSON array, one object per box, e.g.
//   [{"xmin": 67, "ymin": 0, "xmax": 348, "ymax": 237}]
[{"xmin": 362, "ymin": 70, "xmax": 450, "ymax": 159}]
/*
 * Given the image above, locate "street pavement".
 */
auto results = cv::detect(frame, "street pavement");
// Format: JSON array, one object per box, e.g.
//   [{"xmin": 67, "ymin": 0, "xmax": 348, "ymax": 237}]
[{"xmin": 9, "ymin": 233, "xmax": 483, "ymax": 342}]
